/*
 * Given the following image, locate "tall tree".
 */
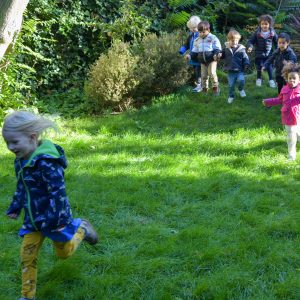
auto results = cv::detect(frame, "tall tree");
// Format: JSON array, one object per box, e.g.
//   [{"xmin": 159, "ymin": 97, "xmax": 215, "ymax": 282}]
[{"xmin": 0, "ymin": 0, "xmax": 29, "ymax": 59}]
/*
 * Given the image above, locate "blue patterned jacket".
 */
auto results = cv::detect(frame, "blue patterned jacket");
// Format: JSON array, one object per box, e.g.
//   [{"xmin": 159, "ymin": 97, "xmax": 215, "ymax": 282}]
[{"xmin": 6, "ymin": 140, "xmax": 73, "ymax": 232}]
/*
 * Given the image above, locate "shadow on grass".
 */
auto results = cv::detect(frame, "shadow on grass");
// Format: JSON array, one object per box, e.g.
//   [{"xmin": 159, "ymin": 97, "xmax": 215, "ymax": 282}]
[
  {"xmin": 63, "ymin": 83, "xmax": 281, "ymax": 137},
  {"xmin": 31, "ymin": 170, "xmax": 299, "ymax": 300}
]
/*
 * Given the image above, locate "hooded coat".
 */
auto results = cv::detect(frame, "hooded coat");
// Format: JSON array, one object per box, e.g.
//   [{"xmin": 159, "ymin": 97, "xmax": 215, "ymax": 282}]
[
  {"xmin": 264, "ymin": 83, "xmax": 300, "ymax": 125},
  {"xmin": 220, "ymin": 42, "xmax": 250, "ymax": 72},
  {"xmin": 247, "ymin": 27, "xmax": 278, "ymax": 58},
  {"xmin": 7, "ymin": 140, "xmax": 73, "ymax": 233},
  {"xmin": 263, "ymin": 46, "xmax": 297, "ymax": 77}
]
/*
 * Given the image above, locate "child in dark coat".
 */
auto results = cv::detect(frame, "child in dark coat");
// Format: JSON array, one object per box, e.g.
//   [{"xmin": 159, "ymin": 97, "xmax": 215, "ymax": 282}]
[
  {"xmin": 2, "ymin": 111, "xmax": 99, "ymax": 300},
  {"xmin": 247, "ymin": 14, "xmax": 278, "ymax": 88},
  {"xmin": 263, "ymin": 32, "xmax": 297, "ymax": 93},
  {"xmin": 218, "ymin": 30, "xmax": 250, "ymax": 103}
]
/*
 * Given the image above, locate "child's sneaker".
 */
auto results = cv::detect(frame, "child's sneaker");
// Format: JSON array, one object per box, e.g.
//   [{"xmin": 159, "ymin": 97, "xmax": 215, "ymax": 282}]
[
  {"xmin": 256, "ymin": 79, "xmax": 262, "ymax": 86},
  {"xmin": 192, "ymin": 83, "xmax": 202, "ymax": 93},
  {"xmin": 239, "ymin": 90, "xmax": 246, "ymax": 97},
  {"xmin": 269, "ymin": 80, "xmax": 276, "ymax": 88},
  {"xmin": 19, "ymin": 298, "xmax": 35, "ymax": 300},
  {"xmin": 80, "ymin": 219, "xmax": 98, "ymax": 245},
  {"xmin": 212, "ymin": 86, "xmax": 220, "ymax": 96},
  {"xmin": 227, "ymin": 97, "xmax": 234, "ymax": 104}
]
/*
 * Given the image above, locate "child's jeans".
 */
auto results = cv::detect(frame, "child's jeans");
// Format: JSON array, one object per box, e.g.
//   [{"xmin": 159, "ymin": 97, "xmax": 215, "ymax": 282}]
[
  {"xmin": 255, "ymin": 57, "xmax": 273, "ymax": 80},
  {"xmin": 194, "ymin": 65, "xmax": 201, "ymax": 83},
  {"xmin": 228, "ymin": 71, "xmax": 245, "ymax": 98},
  {"xmin": 20, "ymin": 227, "xmax": 85, "ymax": 299},
  {"xmin": 285, "ymin": 125, "xmax": 300, "ymax": 160},
  {"xmin": 201, "ymin": 61, "xmax": 218, "ymax": 89}
]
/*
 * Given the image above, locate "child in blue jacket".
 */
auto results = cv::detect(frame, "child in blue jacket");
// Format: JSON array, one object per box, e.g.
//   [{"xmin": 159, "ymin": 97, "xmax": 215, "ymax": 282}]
[
  {"xmin": 247, "ymin": 14, "xmax": 278, "ymax": 88},
  {"xmin": 2, "ymin": 111, "xmax": 99, "ymax": 300},
  {"xmin": 179, "ymin": 15, "xmax": 202, "ymax": 92},
  {"xmin": 217, "ymin": 30, "xmax": 250, "ymax": 103}
]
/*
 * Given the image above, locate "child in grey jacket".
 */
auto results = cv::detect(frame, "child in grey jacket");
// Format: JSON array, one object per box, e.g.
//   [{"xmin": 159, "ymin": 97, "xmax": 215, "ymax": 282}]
[{"xmin": 191, "ymin": 21, "xmax": 222, "ymax": 96}]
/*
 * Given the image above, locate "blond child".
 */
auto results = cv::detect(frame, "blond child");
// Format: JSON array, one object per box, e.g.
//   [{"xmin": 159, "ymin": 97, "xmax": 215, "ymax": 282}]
[
  {"xmin": 2, "ymin": 111, "xmax": 98, "ymax": 300},
  {"xmin": 179, "ymin": 15, "xmax": 202, "ymax": 92},
  {"xmin": 217, "ymin": 30, "xmax": 250, "ymax": 103}
]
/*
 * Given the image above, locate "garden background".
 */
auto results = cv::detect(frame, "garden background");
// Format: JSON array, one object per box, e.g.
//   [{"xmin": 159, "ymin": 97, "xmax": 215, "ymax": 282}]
[{"xmin": 0, "ymin": 0, "xmax": 299, "ymax": 299}]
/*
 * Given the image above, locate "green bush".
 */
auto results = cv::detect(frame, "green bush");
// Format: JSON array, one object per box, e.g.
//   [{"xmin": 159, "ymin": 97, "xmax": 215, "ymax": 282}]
[
  {"xmin": 84, "ymin": 32, "xmax": 190, "ymax": 113},
  {"xmin": 132, "ymin": 31, "xmax": 190, "ymax": 101},
  {"xmin": 84, "ymin": 40, "xmax": 139, "ymax": 113}
]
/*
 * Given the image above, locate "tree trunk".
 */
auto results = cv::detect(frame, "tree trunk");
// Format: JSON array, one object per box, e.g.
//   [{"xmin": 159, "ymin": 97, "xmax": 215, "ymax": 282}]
[{"xmin": 0, "ymin": 0, "xmax": 29, "ymax": 59}]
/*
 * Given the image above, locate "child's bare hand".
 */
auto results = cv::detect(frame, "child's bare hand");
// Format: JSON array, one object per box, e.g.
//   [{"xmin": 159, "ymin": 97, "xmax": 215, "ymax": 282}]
[
  {"xmin": 185, "ymin": 54, "xmax": 191, "ymax": 61},
  {"xmin": 262, "ymin": 100, "xmax": 266, "ymax": 106},
  {"xmin": 213, "ymin": 54, "xmax": 220, "ymax": 61},
  {"xmin": 7, "ymin": 213, "xmax": 18, "ymax": 219},
  {"xmin": 247, "ymin": 47, "xmax": 252, "ymax": 53}
]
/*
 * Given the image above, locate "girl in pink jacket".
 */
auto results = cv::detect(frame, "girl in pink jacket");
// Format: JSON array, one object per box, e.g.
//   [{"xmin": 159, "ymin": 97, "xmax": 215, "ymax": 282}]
[{"xmin": 263, "ymin": 62, "xmax": 300, "ymax": 161}]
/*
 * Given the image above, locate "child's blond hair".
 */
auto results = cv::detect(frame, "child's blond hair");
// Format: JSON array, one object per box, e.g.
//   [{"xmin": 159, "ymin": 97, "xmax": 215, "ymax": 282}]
[
  {"xmin": 2, "ymin": 110, "xmax": 57, "ymax": 137},
  {"xmin": 227, "ymin": 30, "xmax": 241, "ymax": 41},
  {"xmin": 187, "ymin": 16, "xmax": 201, "ymax": 29},
  {"xmin": 281, "ymin": 62, "xmax": 300, "ymax": 81}
]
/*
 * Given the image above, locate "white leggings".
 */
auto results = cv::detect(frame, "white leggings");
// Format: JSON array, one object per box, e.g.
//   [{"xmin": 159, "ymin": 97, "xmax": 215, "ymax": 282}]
[{"xmin": 285, "ymin": 125, "xmax": 300, "ymax": 160}]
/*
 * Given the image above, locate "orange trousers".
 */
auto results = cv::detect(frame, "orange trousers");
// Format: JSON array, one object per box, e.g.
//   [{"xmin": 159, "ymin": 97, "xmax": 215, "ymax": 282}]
[{"xmin": 20, "ymin": 227, "xmax": 85, "ymax": 298}]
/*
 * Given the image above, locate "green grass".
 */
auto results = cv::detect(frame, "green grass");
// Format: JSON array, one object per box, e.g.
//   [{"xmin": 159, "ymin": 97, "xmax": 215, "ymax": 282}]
[{"xmin": 0, "ymin": 74, "xmax": 300, "ymax": 299}]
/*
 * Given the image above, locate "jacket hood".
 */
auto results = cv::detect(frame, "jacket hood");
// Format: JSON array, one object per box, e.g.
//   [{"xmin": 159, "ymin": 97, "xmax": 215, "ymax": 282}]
[
  {"xmin": 256, "ymin": 27, "xmax": 276, "ymax": 36},
  {"xmin": 224, "ymin": 42, "xmax": 245, "ymax": 52},
  {"xmin": 24, "ymin": 139, "xmax": 67, "ymax": 169}
]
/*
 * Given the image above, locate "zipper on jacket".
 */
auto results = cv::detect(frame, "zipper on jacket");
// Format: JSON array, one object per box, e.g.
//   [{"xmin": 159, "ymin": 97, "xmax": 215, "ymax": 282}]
[{"xmin": 18, "ymin": 162, "xmax": 38, "ymax": 230}]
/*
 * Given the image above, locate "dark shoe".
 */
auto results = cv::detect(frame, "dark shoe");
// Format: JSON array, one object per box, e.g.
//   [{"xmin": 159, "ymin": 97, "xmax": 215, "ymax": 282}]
[
  {"xmin": 212, "ymin": 86, "xmax": 220, "ymax": 96},
  {"xmin": 80, "ymin": 219, "xmax": 98, "ymax": 245},
  {"xmin": 202, "ymin": 88, "xmax": 208, "ymax": 93}
]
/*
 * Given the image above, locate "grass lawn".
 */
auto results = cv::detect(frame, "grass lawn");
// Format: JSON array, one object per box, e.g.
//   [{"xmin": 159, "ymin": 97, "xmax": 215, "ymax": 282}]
[{"xmin": 0, "ymin": 74, "xmax": 299, "ymax": 299}]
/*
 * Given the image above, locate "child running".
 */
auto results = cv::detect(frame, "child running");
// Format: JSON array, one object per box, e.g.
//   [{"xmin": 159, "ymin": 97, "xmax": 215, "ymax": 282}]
[
  {"xmin": 191, "ymin": 20, "xmax": 222, "ymax": 95},
  {"xmin": 179, "ymin": 15, "xmax": 202, "ymax": 92},
  {"xmin": 263, "ymin": 63, "xmax": 300, "ymax": 161},
  {"xmin": 2, "ymin": 111, "xmax": 99, "ymax": 300},
  {"xmin": 263, "ymin": 32, "xmax": 297, "ymax": 93},
  {"xmin": 217, "ymin": 29, "xmax": 250, "ymax": 104},
  {"xmin": 247, "ymin": 14, "xmax": 278, "ymax": 88}
]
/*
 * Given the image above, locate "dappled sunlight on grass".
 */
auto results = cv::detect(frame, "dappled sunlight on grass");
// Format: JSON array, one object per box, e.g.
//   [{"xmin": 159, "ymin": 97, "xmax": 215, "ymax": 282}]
[{"xmin": 0, "ymin": 80, "xmax": 299, "ymax": 299}]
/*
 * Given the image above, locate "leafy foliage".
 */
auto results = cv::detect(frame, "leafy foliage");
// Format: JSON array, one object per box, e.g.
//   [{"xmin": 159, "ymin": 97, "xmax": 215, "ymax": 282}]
[
  {"xmin": 84, "ymin": 31, "xmax": 190, "ymax": 113},
  {"xmin": 85, "ymin": 40, "xmax": 139, "ymax": 113},
  {"xmin": 132, "ymin": 31, "xmax": 190, "ymax": 101},
  {"xmin": 165, "ymin": 0, "xmax": 279, "ymax": 32}
]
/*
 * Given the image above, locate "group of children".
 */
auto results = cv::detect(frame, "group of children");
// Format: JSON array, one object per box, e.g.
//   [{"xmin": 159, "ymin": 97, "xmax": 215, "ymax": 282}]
[
  {"xmin": 1, "ymin": 13, "xmax": 300, "ymax": 300},
  {"xmin": 179, "ymin": 14, "xmax": 297, "ymax": 101},
  {"xmin": 180, "ymin": 14, "xmax": 300, "ymax": 161}
]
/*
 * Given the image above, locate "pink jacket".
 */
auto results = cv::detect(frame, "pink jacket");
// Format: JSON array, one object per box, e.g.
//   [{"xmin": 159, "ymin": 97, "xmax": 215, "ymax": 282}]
[{"xmin": 264, "ymin": 84, "xmax": 300, "ymax": 125}]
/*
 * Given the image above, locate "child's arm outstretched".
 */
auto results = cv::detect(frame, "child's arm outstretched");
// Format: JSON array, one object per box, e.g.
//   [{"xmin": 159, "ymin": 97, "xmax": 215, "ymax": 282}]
[{"xmin": 262, "ymin": 94, "xmax": 283, "ymax": 107}]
